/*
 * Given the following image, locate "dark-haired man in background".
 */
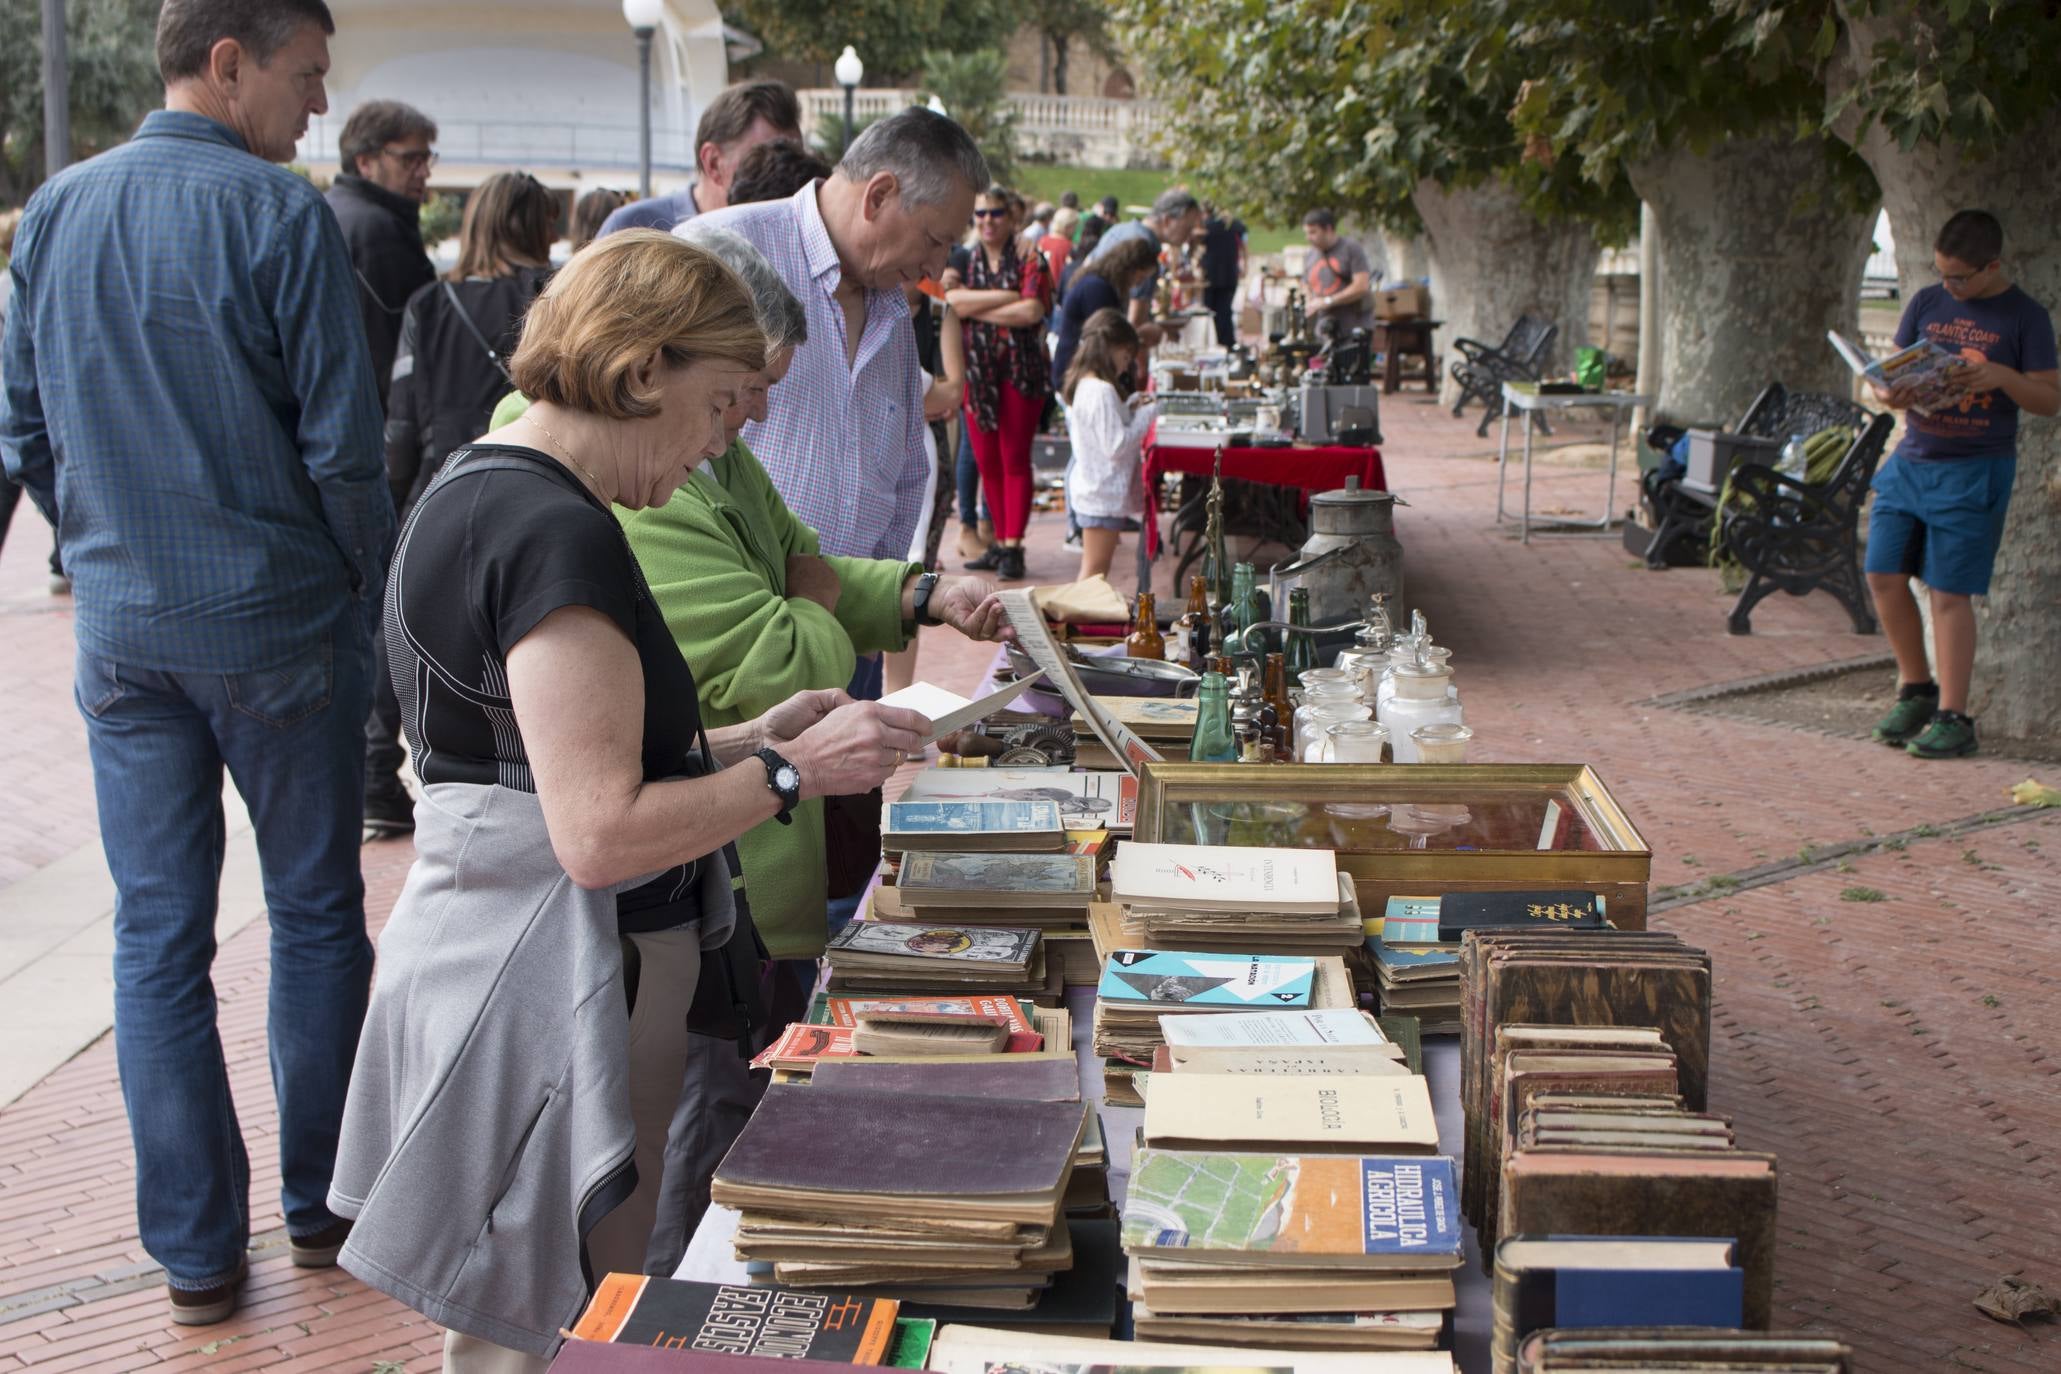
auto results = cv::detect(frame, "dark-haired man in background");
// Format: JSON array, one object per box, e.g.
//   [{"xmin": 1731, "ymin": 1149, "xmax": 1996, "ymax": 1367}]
[
  {"xmin": 1, "ymin": 0, "xmax": 391, "ymax": 1326},
  {"xmin": 1865, "ymin": 209, "xmax": 2058, "ymax": 760},
  {"xmin": 325, "ymin": 98, "xmax": 438, "ymax": 413},
  {"xmin": 598, "ymin": 78, "xmax": 802, "ymax": 236},
  {"xmin": 326, "ymin": 99, "xmax": 438, "ymax": 836}
]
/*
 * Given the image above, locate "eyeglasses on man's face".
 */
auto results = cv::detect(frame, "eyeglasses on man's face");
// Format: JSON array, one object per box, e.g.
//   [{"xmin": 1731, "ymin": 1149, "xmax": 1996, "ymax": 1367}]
[
  {"xmin": 971, "ymin": 207, "xmax": 1008, "ymax": 220},
  {"xmin": 382, "ymin": 147, "xmax": 439, "ymax": 171}
]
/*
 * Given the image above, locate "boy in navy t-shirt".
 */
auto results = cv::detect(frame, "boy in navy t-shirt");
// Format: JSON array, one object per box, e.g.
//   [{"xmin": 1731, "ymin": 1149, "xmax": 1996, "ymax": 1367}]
[{"xmin": 1867, "ymin": 210, "xmax": 2059, "ymax": 759}]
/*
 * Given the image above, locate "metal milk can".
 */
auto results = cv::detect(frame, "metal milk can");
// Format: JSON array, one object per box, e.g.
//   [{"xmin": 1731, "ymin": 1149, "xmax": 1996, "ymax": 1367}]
[{"xmin": 1269, "ymin": 476, "xmax": 1405, "ymax": 639}]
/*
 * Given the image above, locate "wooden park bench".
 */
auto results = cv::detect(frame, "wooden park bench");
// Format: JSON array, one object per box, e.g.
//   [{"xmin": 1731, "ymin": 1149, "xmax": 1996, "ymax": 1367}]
[{"xmin": 1450, "ymin": 314, "xmax": 1558, "ymax": 437}]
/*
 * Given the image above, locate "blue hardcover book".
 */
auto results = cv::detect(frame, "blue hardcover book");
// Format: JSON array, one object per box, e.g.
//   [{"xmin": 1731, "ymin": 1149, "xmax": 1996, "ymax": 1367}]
[
  {"xmin": 883, "ymin": 799, "xmax": 1063, "ymax": 838},
  {"xmin": 1098, "ymin": 950, "xmax": 1316, "ymax": 1009},
  {"xmin": 1371, "ymin": 939, "xmax": 1461, "ymax": 972},
  {"xmin": 1549, "ymin": 1266, "xmax": 1744, "ymax": 1327},
  {"xmin": 1498, "ymin": 1235, "xmax": 1742, "ymax": 1341}
]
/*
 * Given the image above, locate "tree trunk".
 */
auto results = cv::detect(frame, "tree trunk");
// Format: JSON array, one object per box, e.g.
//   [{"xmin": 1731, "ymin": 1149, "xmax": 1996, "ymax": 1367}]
[
  {"xmin": 1414, "ymin": 178, "xmax": 1596, "ymax": 409},
  {"xmin": 1038, "ymin": 31, "xmax": 1050, "ymax": 94},
  {"xmin": 1380, "ymin": 233, "xmax": 1431, "ymax": 283},
  {"xmin": 1833, "ymin": 8, "xmax": 2061, "ymax": 742},
  {"xmin": 1051, "ymin": 33, "xmax": 1070, "ymax": 96},
  {"xmin": 1628, "ymin": 136, "xmax": 1877, "ymax": 426}
]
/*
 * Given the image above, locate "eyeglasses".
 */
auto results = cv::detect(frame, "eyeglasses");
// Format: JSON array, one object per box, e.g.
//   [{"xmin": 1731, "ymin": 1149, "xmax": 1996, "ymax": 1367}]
[
  {"xmin": 382, "ymin": 147, "xmax": 439, "ymax": 171},
  {"xmin": 971, "ymin": 208, "xmax": 1008, "ymax": 220},
  {"xmin": 1935, "ymin": 262, "xmax": 1990, "ymax": 286}
]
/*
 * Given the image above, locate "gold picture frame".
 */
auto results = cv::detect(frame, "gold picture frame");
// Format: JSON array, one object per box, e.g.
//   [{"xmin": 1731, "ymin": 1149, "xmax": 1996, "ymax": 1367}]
[{"xmin": 1132, "ymin": 762, "xmax": 1655, "ymax": 929}]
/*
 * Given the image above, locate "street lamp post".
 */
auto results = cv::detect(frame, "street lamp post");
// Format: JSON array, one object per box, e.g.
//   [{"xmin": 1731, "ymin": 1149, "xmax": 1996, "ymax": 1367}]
[
  {"xmin": 834, "ymin": 45, "xmax": 864, "ymax": 157},
  {"xmin": 622, "ymin": 0, "xmax": 664, "ymax": 197}
]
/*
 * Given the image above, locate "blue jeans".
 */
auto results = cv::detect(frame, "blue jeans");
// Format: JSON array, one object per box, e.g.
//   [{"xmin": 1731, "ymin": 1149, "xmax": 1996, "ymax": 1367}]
[
  {"xmin": 955, "ymin": 421, "xmax": 986, "ymax": 527},
  {"xmin": 75, "ymin": 605, "xmax": 374, "ymax": 1291}
]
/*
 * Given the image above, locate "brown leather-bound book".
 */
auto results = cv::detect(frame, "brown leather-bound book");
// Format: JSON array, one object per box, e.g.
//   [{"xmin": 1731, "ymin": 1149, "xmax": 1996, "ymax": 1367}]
[
  {"xmin": 712, "ymin": 1086, "xmax": 1085, "ymax": 1223},
  {"xmin": 1514, "ymin": 1325, "xmax": 1850, "ymax": 1373},
  {"xmin": 1498, "ymin": 1151, "xmax": 1778, "ymax": 1327},
  {"xmin": 1484, "ymin": 949, "xmax": 1712, "ymax": 1110},
  {"xmin": 807, "ymin": 1056, "xmax": 1082, "ymax": 1102}
]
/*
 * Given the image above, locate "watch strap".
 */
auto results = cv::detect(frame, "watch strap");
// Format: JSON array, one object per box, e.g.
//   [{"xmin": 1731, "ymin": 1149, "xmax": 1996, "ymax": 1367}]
[
  {"xmin": 753, "ymin": 746, "xmax": 799, "ymax": 825},
  {"xmin": 911, "ymin": 571, "xmax": 942, "ymax": 628}
]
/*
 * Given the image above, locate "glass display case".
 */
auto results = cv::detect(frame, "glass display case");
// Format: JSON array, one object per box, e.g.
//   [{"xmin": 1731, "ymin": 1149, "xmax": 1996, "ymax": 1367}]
[{"xmin": 1131, "ymin": 762, "xmax": 1654, "ymax": 928}]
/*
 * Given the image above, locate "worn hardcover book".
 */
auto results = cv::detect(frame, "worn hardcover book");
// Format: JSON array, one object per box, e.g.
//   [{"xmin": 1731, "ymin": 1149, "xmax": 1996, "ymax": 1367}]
[
  {"xmin": 882, "ymin": 800, "xmax": 1065, "ymax": 852},
  {"xmin": 900, "ymin": 1219, "xmax": 1122, "ymax": 1335},
  {"xmin": 751, "ymin": 1022, "xmax": 861, "ymax": 1071},
  {"xmin": 897, "ymin": 852, "xmax": 1099, "ymax": 908},
  {"xmin": 570, "ymin": 1275, "xmax": 899, "ymax": 1362},
  {"xmin": 807, "ymin": 1056, "xmax": 1082, "ymax": 1102},
  {"xmin": 1143, "ymin": 1074, "xmax": 1440, "ymax": 1154},
  {"xmin": 547, "ymin": 1343, "xmax": 908, "ymax": 1374},
  {"xmin": 1122, "ymin": 1151, "xmax": 1464, "ymax": 1270},
  {"xmin": 1496, "ymin": 1151, "xmax": 1778, "ymax": 1327},
  {"xmin": 1068, "ymin": 696, "xmax": 1198, "ymax": 740},
  {"xmin": 1491, "ymin": 1237, "xmax": 1743, "ymax": 1374},
  {"xmin": 712, "ymin": 1086, "xmax": 1087, "ymax": 1219},
  {"xmin": 1437, "ymin": 891, "xmax": 1604, "ymax": 942},
  {"xmin": 1097, "ymin": 950, "xmax": 1318, "ymax": 1011},
  {"xmin": 822, "ymin": 994, "xmax": 1042, "ymax": 1053},
  {"xmin": 1112, "ymin": 843, "xmax": 1341, "ymax": 914},
  {"xmin": 1513, "ymin": 1326, "xmax": 1849, "ymax": 1373},
  {"xmin": 1377, "ymin": 897, "xmax": 1444, "ymax": 946},
  {"xmin": 851, "ymin": 1013, "xmax": 1010, "ymax": 1057},
  {"xmin": 827, "ymin": 921, "xmax": 1040, "ymax": 967}
]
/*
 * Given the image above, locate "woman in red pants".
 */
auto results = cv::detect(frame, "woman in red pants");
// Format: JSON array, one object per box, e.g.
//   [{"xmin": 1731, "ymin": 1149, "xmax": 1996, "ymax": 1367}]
[{"xmin": 951, "ymin": 185, "xmax": 1052, "ymax": 582}]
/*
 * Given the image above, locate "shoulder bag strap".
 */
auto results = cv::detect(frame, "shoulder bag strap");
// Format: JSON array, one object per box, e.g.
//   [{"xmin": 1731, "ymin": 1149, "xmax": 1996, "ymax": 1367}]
[{"xmin": 441, "ymin": 280, "xmax": 517, "ymax": 387}]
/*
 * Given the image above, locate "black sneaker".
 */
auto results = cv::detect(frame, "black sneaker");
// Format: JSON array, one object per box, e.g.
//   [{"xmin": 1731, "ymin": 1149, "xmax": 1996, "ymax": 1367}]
[
  {"xmin": 1907, "ymin": 709, "xmax": 1978, "ymax": 759},
  {"xmin": 962, "ymin": 546, "xmax": 1005, "ymax": 572},
  {"xmin": 167, "ymin": 1259, "xmax": 247, "ymax": 1326},
  {"xmin": 289, "ymin": 1217, "xmax": 353, "ymax": 1269},
  {"xmin": 364, "ymin": 784, "xmax": 415, "ymax": 836},
  {"xmin": 1871, "ymin": 683, "xmax": 1938, "ymax": 746},
  {"xmin": 998, "ymin": 547, "xmax": 1027, "ymax": 581}
]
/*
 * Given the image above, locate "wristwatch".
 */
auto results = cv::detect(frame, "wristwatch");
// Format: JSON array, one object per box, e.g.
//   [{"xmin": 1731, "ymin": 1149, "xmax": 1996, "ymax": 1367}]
[
  {"xmin": 910, "ymin": 571, "xmax": 943, "ymax": 628},
  {"xmin": 754, "ymin": 746, "xmax": 801, "ymax": 825}
]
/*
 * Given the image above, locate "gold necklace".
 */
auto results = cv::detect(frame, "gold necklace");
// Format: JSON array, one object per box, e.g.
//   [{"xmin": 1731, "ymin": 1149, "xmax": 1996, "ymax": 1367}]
[{"xmin": 525, "ymin": 415, "xmax": 612, "ymax": 500}]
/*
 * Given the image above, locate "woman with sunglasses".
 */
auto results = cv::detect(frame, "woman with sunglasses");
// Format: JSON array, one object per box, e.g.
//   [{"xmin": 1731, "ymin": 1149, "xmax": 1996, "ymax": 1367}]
[
  {"xmin": 950, "ymin": 185, "xmax": 1052, "ymax": 583},
  {"xmin": 367, "ymin": 171, "xmax": 558, "ymax": 835}
]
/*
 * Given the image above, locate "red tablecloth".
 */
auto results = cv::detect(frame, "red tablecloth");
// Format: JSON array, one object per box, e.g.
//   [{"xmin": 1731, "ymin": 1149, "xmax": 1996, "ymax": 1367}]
[{"xmin": 1140, "ymin": 439, "xmax": 1387, "ymax": 557}]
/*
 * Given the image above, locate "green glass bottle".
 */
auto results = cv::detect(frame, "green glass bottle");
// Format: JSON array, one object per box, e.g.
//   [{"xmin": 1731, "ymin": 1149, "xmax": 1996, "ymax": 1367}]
[
  {"xmin": 1223, "ymin": 562, "xmax": 1261, "ymax": 658},
  {"xmin": 1285, "ymin": 587, "xmax": 1317, "ymax": 678},
  {"xmin": 1189, "ymin": 670, "xmax": 1239, "ymax": 763}
]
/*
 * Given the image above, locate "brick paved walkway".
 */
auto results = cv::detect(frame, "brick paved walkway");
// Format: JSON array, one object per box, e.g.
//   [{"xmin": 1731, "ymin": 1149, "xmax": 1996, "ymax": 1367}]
[{"xmin": 1, "ymin": 394, "xmax": 2054, "ymax": 1370}]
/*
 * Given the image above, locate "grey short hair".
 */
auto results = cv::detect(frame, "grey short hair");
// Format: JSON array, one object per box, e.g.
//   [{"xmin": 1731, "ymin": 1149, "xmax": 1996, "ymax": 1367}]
[
  {"xmin": 836, "ymin": 108, "xmax": 989, "ymax": 210},
  {"xmin": 1151, "ymin": 189, "xmax": 1200, "ymax": 221},
  {"xmin": 673, "ymin": 221, "xmax": 808, "ymax": 352}
]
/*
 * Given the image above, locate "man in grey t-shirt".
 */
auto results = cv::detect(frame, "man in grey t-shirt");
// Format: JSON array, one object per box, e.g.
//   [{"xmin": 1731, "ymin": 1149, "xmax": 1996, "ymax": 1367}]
[{"xmin": 1302, "ymin": 207, "xmax": 1376, "ymax": 336}]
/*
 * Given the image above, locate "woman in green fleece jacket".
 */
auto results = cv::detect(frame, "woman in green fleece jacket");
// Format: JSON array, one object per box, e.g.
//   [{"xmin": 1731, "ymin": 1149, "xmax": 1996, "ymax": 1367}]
[{"xmin": 617, "ymin": 224, "xmax": 1009, "ymax": 961}]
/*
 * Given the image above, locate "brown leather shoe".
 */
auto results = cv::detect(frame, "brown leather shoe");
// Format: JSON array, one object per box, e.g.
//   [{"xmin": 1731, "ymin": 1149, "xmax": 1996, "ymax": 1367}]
[
  {"xmin": 289, "ymin": 1217, "xmax": 353, "ymax": 1269},
  {"xmin": 167, "ymin": 1259, "xmax": 247, "ymax": 1326}
]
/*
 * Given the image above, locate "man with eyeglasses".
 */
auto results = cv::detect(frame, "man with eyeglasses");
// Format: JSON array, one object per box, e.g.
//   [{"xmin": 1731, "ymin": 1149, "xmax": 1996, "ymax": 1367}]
[
  {"xmin": 326, "ymin": 100, "xmax": 439, "ymax": 416},
  {"xmin": 1865, "ymin": 209, "xmax": 2059, "ymax": 760}
]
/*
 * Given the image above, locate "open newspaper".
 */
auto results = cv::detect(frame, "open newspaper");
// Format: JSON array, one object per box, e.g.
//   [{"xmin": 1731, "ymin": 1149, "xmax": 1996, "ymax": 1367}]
[
  {"xmin": 1828, "ymin": 330, "xmax": 1968, "ymax": 415},
  {"xmin": 996, "ymin": 587, "xmax": 1163, "ymax": 777}
]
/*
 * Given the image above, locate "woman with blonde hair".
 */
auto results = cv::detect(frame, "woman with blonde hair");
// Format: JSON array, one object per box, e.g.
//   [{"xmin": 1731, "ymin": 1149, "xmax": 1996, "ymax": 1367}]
[
  {"xmin": 368, "ymin": 170, "xmax": 561, "ymax": 835},
  {"xmin": 329, "ymin": 231, "xmax": 928, "ymax": 1373}
]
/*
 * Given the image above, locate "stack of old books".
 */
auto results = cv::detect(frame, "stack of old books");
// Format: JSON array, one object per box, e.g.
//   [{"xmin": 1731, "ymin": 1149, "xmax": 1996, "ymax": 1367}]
[
  {"xmin": 1370, "ymin": 891, "xmax": 1611, "ymax": 1035},
  {"xmin": 1069, "ymin": 695, "xmax": 1195, "ymax": 770},
  {"xmin": 1490, "ymin": 1237, "xmax": 1746, "ymax": 1374},
  {"xmin": 925, "ymin": 1324, "xmax": 1459, "ymax": 1374},
  {"xmin": 710, "ymin": 1083, "xmax": 1087, "ymax": 1308},
  {"xmin": 1090, "ymin": 948, "xmax": 1357, "ymax": 1105},
  {"xmin": 880, "ymin": 798, "xmax": 1065, "ymax": 855},
  {"xmin": 1151, "ymin": 1006, "xmax": 1410, "ymax": 1079},
  {"xmin": 568, "ymin": 1273, "xmax": 904, "ymax": 1363},
  {"xmin": 1509, "ymin": 1328, "xmax": 1849, "ymax": 1374},
  {"xmin": 823, "ymin": 919, "xmax": 1049, "ymax": 999},
  {"xmin": 1119, "ymin": 1145, "xmax": 1464, "ymax": 1352},
  {"xmin": 751, "ymin": 990, "xmax": 1070, "ymax": 1076},
  {"xmin": 1107, "ymin": 842, "xmax": 1363, "ymax": 957}
]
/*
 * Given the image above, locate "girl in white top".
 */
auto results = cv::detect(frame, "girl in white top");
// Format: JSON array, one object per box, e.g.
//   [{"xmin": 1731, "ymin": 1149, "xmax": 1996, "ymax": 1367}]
[{"xmin": 1062, "ymin": 307, "xmax": 1158, "ymax": 580}]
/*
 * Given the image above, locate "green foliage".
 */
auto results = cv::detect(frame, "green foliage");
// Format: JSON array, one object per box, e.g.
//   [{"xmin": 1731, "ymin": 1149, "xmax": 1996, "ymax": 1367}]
[
  {"xmin": 917, "ymin": 49, "xmax": 1019, "ymax": 184},
  {"xmin": 1033, "ymin": 0, "xmax": 1118, "ymax": 95},
  {"xmin": 725, "ymin": 0, "xmax": 1013, "ymax": 82},
  {"xmin": 807, "ymin": 112, "xmax": 880, "ymax": 161},
  {"xmin": 419, "ymin": 192, "xmax": 462, "ymax": 247},
  {"xmin": 1111, "ymin": 0, "xmax": 1631, "ymax": 236},
  {"xmin": 1839, "ymin": 885, "xmax": 1888, "ymax": 902},
  {"xmin": 0, "ymin": 0, "xmax": 159, "ymax": 202}
]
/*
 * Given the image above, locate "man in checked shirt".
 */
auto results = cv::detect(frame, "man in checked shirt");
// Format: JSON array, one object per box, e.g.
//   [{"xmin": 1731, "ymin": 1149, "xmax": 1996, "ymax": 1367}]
[{"xmin": 697, "ymin": 107, "xmax": 987, "ymax": 700}]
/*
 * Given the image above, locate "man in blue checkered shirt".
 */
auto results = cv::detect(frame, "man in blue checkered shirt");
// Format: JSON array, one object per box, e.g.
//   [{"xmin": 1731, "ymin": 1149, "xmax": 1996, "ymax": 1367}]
[{"xmin": 0, "ymin": 0, "xmax": 392, "ymax": 1326}]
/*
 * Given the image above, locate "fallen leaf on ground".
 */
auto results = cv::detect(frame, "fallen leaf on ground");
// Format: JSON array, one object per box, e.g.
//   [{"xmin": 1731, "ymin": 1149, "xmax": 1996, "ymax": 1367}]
[
  {"xmin": 1974, "ymin": 1274, "xmax": 2060, "ymax": 1324},
  {"xmin": 2010, "ymin": 778, "xmax": 2061, "ymax": 808}
]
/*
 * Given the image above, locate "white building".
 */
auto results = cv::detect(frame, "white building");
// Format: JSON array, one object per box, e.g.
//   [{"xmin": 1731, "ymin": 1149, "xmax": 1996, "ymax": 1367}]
[{"xmin": 296, "ymin": 0, "xmax": 744, "ymax": 191}]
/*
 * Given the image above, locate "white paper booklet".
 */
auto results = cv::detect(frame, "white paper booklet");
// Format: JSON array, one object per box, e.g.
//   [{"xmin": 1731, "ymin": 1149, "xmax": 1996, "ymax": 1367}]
[
  {"xmin": 879, "ymin": 670, "xmax": 1046, "ymax": 745},
  {"xmin": 1159, "ymin": 1007, "xmax": 1391, "ymax": 1049},
  {"xmin": 1111, "ymin": 841, "xmax": 1341, "ymax": 913}
]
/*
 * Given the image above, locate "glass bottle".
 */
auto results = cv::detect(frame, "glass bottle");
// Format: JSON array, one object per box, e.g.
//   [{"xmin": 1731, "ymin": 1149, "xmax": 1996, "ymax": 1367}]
[
  {"xmin": 1190, "ymin": 670, "xmax": 1239, "ymax": 763},
  {"xmin": 1224, "ymin": 562, "xmax": 1262, "ymax": 658},
  {"xmin": 1126, "ymin": 591, "xmax": 1165, "ymax": 660},
  {"xmin": 1285, "ymin": 588, "xmax": 1317, "ymax": 679},
  {"xmin": 1185, "ymin": 575, "xmax": 1213, "ymax": 672},
  {"xmin": 1263, "ymin": 653, "xmax": 1293, "ymax": 754}
]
